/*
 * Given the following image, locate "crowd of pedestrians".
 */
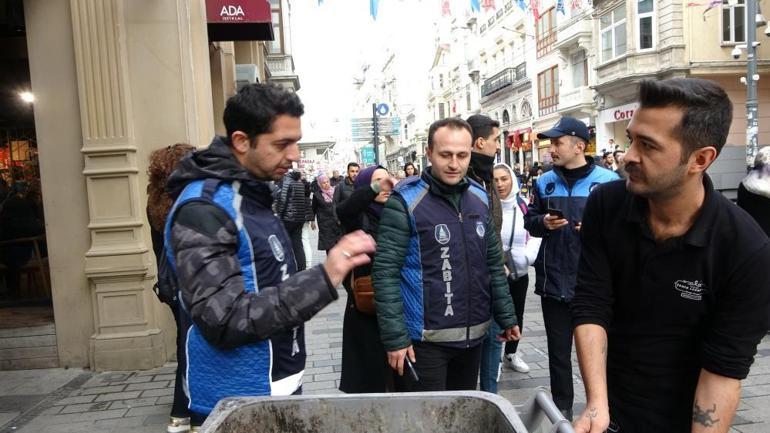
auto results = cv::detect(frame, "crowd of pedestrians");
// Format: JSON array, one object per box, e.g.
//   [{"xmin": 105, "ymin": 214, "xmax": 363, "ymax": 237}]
[{"xmin": 146, "ymin": 79, "xmax": 770, "ymax": 433}]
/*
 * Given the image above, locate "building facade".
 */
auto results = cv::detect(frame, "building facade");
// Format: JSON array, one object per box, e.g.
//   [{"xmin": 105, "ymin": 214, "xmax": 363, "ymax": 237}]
[{"xmin": 11, "ymin": 0, "xmax": 300, "ymax": 371}]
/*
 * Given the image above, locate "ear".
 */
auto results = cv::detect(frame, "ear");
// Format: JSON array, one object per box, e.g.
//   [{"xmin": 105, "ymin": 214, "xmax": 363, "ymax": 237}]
[
  {"xmin": 425, "ymin": 145, "xmax": 433, "ymax": 160},
  {"xmin": 689, "ymin": 146, "xmax": 718, "ymax": 174},
  {"xmin": 230, "ymin": 131, "xmax": 251, "ymax": 156},
  {"xmin": 473, "ymin": 137, "xmax": 484, "ymax": 151}
]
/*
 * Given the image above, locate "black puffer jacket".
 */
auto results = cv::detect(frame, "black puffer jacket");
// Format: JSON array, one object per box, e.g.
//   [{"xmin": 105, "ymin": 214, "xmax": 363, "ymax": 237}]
[{"xmin": 276, "ymin": 172, "xmax": 311, "ymax": 223}]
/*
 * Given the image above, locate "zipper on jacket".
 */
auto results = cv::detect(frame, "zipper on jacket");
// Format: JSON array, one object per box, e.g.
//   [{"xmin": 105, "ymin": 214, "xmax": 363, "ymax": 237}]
[{"xmin": 458, "ymin": 206, "xmax": 473, "ymax": 348}]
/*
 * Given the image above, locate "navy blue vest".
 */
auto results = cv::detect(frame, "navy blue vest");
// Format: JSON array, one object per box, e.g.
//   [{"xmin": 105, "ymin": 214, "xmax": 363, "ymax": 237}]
[
  {"xmin": 164, "ymin": 179, "xmax": 304, "ymax": 415},
  {"xmin": 395, "ymin": 176, "xmax": 493, "ymax": 348}
]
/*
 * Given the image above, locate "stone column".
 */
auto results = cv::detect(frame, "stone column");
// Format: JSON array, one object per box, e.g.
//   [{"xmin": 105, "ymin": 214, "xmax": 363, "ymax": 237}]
[{"xmin": 68, "ymin": 0, "xmax": 164, "ymax": 370}]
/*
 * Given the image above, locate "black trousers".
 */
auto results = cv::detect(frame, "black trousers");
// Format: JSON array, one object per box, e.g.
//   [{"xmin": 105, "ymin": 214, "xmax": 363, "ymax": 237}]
[
  {"xmin": 283, "ymin": 221, "xmax": 306, "ymax": 271},
  {"xmin": 504, "ymin": 275, "xmax": 529, "ymax": 355},
  {"xmin": 541, "ymin": 296, "xmax": 574, "ymax": 412},
  {"xmin": 394, "ymin": 341, "xmax": 483, "ymax": 392},
  {"xmin": 170, "ymin": 304, "xmax": 190, "ymax": 419}
]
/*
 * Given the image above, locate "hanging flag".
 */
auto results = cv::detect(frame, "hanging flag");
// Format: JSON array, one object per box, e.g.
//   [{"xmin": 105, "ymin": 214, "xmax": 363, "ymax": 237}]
[
  {"xmin": 556, "ymin": 0, "xmax": 565, "ymax": 14},
  {"xmin": 570, "ymin": 0, "xmax": 582, "ymax": 10},
  {"xmin": 370, "ymin": 0, "xmax": 379, "ymax": 19},
  {"xmin": 531, "ymin": 0, "xmax": 540, "ymax": 21},
  {"xmin": 471, "ymin": 0, "xmax": 481, "ymax": 12},
  {"xmin": 482, "ymin": 0, "xmax": 496, "ymax": 12},
  {"xmin": 517, "ymin": 0, "xmax": 528, "ymax": 12},
  {"xmin": 703, "ymin": 0, "xmax": 721, "ymax": 19},
  {"xmin": 442, "ymin": 0, "xmax": 451, "ymax": 16}
]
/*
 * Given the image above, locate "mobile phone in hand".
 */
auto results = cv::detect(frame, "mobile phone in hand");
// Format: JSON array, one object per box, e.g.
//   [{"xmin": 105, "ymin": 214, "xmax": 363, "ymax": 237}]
[{"xmin": 546, "ymin": 208, "xmax": 565, "ymax": 219}]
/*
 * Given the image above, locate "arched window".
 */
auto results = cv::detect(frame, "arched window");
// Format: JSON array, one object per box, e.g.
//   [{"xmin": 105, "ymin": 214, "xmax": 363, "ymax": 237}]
[
  {"xmin": 520, "ymin": 100, "xmax": 532, "ymax": 119},
  {"xmin": 502, "ymin": 109, "xmax": 510, "ymax": 124},
  {"xmin": 511, "ymin": 105, "xmax": 517, "ymax": 122}
]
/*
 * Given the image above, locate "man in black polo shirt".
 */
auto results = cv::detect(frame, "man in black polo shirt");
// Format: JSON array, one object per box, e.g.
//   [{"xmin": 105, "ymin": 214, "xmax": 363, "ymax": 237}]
[{"xmin": 572, "ymin": 78, "xmax": 770, "ymax": 433}]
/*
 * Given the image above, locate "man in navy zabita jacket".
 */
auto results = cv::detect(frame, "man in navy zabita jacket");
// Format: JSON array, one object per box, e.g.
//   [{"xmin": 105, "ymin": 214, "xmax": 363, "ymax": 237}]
[{"xmin": 164, "ymin": 84, "xmax": 374, "ymax": 424}]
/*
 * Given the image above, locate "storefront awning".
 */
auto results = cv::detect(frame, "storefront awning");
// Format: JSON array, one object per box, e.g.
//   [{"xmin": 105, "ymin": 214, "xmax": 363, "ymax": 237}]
[{"xmin": 206, "ymin": 0, "xmax": 274, "ymax": 42}]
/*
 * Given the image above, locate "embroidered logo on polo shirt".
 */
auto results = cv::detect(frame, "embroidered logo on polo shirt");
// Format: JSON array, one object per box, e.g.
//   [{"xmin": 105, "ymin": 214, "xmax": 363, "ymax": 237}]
[
  {"xmin": 435, "ymin": 224, "xmax": 451, "ymax": 244},
  {"xmin": 674, "ymin": 279, "xmax": 705, "ymax": 301},
  {"xmin": 268, "ymin": 235, "xmax": 285, "ymax": 262}
]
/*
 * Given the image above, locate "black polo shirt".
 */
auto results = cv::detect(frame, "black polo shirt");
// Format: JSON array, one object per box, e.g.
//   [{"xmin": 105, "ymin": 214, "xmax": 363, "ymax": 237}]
[{"xmin": 572, "ymin": 176, "xmax": 770, "ymax": 431}]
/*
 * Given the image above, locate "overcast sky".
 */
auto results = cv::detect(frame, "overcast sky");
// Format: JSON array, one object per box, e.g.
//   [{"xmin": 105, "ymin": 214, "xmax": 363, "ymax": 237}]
[{"xmin": 291, "ymin": 0, "xmax": 439, "ymax": 142}]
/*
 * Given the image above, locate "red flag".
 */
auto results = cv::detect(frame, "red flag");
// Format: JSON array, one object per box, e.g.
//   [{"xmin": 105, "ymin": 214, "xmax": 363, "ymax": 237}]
[
  {"xmin": 531, "ymin": 0, "xmax": 540, "ymax": 21},
  {"xmin": 570, "ymin": 0, "xmax": 582, "ymax": 10},
  {"xmin": 482, "ymin": 0, "xmax": 496, "ymax": 12},
  {"xmin": 442, "ymin": 0, "xmax": 451, "ymax": 16}
]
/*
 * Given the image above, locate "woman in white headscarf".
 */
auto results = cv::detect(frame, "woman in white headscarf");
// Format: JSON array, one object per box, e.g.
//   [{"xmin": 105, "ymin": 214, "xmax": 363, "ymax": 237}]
[
  {"xmin": 479, "ymin": 163, "xmax": 542, "ymax": 393},
  {"xmin": 738, "ymin": 146, "xmax": 770, "ymax": 237}
]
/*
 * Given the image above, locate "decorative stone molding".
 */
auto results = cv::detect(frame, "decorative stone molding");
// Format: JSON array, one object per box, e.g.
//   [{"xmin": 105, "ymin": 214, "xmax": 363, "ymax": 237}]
[{"xmin": 70, "ymin": 0, "xmax": 164, "ymax": 371}]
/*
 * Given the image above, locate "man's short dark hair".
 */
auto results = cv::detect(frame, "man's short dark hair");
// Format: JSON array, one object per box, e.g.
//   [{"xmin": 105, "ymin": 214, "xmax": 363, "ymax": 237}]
[
  {"xmin": 638, "ymin": 78, "xmax": 733, "ymax": 159},
  {"xmin": 223, "ymin": 83, "xmax": 304, "ymax": 147},
  {"xmin": 347, "ymin": 162, "xmax": 360, "ymax": 171},
  {"xmin": 427, "ymin": 118, "xmax": 473, "ymax": 150},
  {"xmin": 465, "ymin": 114, "xmax": 500, "ymax": 144},
  {"xmin": 613, "ymin": 149, "xmax": 625, "ymax": 160}
]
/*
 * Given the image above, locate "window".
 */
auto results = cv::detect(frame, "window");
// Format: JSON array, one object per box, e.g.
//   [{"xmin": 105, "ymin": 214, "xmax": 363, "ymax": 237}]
[
  {"xmin": 536, "ymin": 8, "xmax": 557, "ymax": 58},
  {"xmin": 466, "ymin": 85, "xmax": 472, "ymax": 111},
  {"xmin": 637, "ymin": 0, "xmax": 654, "ymax": 50},
  {"xmin": 511, "ymin": 105, "xmax": 517, "ymax": 122},
  {"xmin": 537, "ymin": 66, "xmax": 559, "ymax": 116},
  {"xmin": 269, "ymin": 3, "xmax": 284, "ymax": 54},
  {"xmin": 439, "ymin": 74, "xmax": 444, "ymax": 89},
  {"xmin": 722, "ymin": 0, "xmax": 746, "ymax": 43},
  {"xmin": 438, "ymin": 103, "xmax": 446, "ymax": 119},
  {"xmin": 502, "ymin": 109, "xmax": 510, "ymax": 124},
  {"xmin": 600, "ymin": 5, "xmax": 627, "ymax": 62},
  {"xmin": 571, "ymin": 50, "xmax": 588, "ymax": 88}
]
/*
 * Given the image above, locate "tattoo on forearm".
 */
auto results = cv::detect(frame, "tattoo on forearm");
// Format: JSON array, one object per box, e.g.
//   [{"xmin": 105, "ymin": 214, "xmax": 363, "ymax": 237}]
[
  {"xmin": 692, "ymin": 400, "xmax": 720, "ymax": 427},
  {"xmin": 588, "ymin": 408, "xmax": 598, "ymax": 419}
]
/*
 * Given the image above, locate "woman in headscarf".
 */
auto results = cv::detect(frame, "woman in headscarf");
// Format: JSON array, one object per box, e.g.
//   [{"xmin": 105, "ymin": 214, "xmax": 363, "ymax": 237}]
[
  {"xmin": 311, "ymin": 174, "xmax": 341, "ymax": 254},
  {"xmin": 738, "ymin": 146, "xmax": 770, "ymax": 237},
  {"xmin": 146, "ymin": 143, "xmax": 196, "ymax": 433},
  {"xmin": 479, "ymin": 163, "xmax": 542, "ymax": 393},
  {"xmin": 336, "ymin": 165, "xmax": 393, "ymax": 393}
]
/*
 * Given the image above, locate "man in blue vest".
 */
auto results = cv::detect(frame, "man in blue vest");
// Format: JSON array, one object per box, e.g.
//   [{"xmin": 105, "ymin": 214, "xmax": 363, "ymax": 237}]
[
  {"xmin": 164, "ymin": 83, "xmax": 375, "ymax": 428},
  {"xmin": 524, "ymin": 116, "xmax": 619, "ymax": 419},
  {"xmin": 372, "ymin": 117, "xmax": 520, "ymax": 392}
]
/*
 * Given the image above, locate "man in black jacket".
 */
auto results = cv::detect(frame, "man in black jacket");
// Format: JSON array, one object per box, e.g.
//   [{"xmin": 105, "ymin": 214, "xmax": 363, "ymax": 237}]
[
  {"xmin": 572, "ymin": 78, "xmax": 770, "ymax": 433},
  {"xmin": 332, "ymin": 162, "xmax": 359, "ymax": 222},
  {"xmin": 165, "ymin": 83, "xmax": 375, "ymax": 427},
  {"xmin": 277, "ymin": 170, "xmax": 311, "ymax": 270}
]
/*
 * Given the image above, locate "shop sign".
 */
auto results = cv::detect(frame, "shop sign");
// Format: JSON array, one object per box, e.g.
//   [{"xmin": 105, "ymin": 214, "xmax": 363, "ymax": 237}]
[
  {"xmin": 206, "ymin": 0, "xmax": 271, "ymax": 23},
  {"xmin": 600, "ymin": 102, "xmax": 639, "ymax": 125}
]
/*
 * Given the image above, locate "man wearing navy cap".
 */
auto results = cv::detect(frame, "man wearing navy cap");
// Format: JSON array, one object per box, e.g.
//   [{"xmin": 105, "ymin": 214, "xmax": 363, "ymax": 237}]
[{"xmin": 524, "ymin": 116, "xmax": 619, "ymax": 419}]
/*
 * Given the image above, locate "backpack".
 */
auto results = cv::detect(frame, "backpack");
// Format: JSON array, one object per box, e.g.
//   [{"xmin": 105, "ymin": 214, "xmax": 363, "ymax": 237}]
[{"xmin": 153, "ymin": 246, "xmax": 178, "ymax": 307}]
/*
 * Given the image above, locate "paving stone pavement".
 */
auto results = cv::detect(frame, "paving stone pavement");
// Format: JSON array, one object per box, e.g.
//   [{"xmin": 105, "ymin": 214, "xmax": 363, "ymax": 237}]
[{"xmin": 1, "ymin": 233, "xmax": 769, "ymax": 432}]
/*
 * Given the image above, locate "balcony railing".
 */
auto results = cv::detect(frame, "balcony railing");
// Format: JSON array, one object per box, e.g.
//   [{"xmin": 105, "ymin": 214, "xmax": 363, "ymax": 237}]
[
  {"xmin": 266, "ymin": 54, "xmax": 295, "ymax": 75},
  {"xmin": 481, "ymin": 62, "xmax": 527, "ymax": 98},
  {"xmin": 539, "ymin": 94, "xmax": 559, "ymax": 117},
  {"xmin": 536, "ymin": 31, "xmax": 557, "ymax": 58}
]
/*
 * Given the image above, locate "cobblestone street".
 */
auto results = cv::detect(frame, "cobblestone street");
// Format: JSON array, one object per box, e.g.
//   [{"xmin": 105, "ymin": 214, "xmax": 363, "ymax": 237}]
[{"xmin": 1, "ymin": 242, "xmax": 769, "ymax": 433}]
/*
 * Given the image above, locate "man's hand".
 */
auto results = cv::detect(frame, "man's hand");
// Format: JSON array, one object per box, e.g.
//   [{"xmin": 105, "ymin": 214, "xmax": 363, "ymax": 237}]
[
  {"xmin": 575, "ymin": 222, "xmax": 582, "ymax": 233},
  {"xmin": 496, "ymin": 325, "xmax": 522, "ymax": 342},
  {"xmin": 573, "ymin": 404, "xmax": 610, "ymax": 433},
  {"xmin": 323, "ymin": 230, "xmax": 376, "ymax": 287},
  {"xmin": 544, "ymin": 214, "xmax": 569, "ymax": 230},
  {"xmin": 387, "ymin": 345, "xmax": 415, "ymax": 376}
]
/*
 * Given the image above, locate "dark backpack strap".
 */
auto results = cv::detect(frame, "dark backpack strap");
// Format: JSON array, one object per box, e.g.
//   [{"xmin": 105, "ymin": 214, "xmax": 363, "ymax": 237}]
[{"xmin": 201, "ymin": 178, "xmax": 222, "ymax": 200}]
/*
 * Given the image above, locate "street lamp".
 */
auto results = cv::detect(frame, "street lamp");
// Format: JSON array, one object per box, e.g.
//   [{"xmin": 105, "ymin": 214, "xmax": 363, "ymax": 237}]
[{"xmin": 733, "ymin": 1, "xmax": 769, "ymax": 170}]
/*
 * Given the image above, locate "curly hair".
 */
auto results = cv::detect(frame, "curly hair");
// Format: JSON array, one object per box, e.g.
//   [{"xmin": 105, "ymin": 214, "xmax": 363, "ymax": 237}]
[{"xmin": 146, "ymin": 143, "xmax": 195, "ymax": 232}]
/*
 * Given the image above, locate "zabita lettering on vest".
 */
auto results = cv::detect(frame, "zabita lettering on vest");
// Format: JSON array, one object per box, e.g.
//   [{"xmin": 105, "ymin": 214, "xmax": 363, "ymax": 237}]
[{"xmin": 440, "ymin": 246, "xmax": 454, "ymax": 317}]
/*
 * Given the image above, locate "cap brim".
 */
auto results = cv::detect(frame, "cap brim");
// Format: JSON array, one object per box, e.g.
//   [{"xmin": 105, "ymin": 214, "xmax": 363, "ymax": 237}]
[{"xmin": 536, "ymin": 128, "xmax": 565, "ymax": 140}]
